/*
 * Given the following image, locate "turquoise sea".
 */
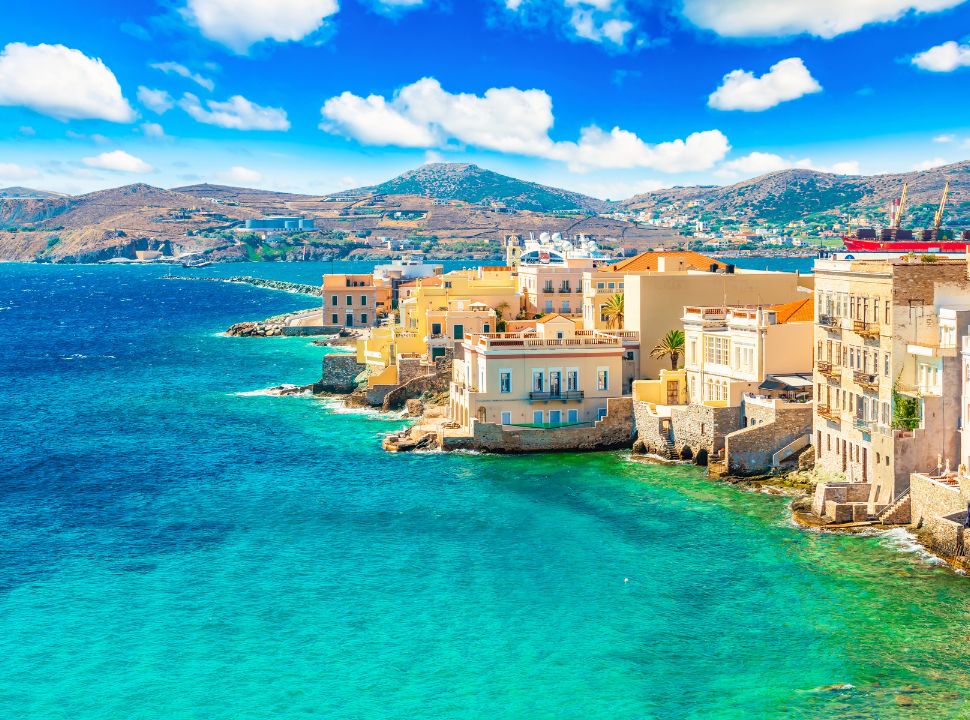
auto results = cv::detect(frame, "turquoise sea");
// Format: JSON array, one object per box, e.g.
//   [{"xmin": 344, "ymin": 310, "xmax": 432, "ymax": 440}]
[{"xmin": 1, "ymin": 261, "xmax": 968, "ymax": 720}]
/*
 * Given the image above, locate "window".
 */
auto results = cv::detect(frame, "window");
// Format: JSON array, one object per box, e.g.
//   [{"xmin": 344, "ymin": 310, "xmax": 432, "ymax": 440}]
[
  {"xmin": 501, "ymin": 411, "xmax": 512, "ymax": 425},
  {"xmin": 483, "ymin": 324, "xmax": 490, "ymax": 333},
  {"xmin": 500, "ymin": 370, "xmax": 512, "ymax": 394},
  {"xmin": 567, "ymin": 369, "xmax": 579, "ymax": 391},
  {"xmin": 361, "ymin": 295, "xmax": 367, "ymax": 305},
  {"xmin": 454, "ymin": 325, "xmax": 464, "ymax": 340},
  {"xmin": 884, "ymin": 353, "xmax": 890, "ymax": 377},
  {"xmin": 597, "ymin": 407, "xmax": 608, "ymax": 420},
  {"xmin": 597, "ymin": 368, "xmax": 609, "ymax": 391},
  {"xmin": 331, "ymin": 313, "xmax": 338, "ymax": 324},
  {"xmin": 597, "ymin": 282, "xmax": 605, "ymax": 290},
  {"xmin": 346, "ymin": 295, "xmax": 353, "ymax": 306},
  {"xmin": 704, "ymin": 336, "xmax": 729, "ymax": 365},
  {"xmin": 599, "ymin": 305, "xmax": 608, "ymax": 323},
  {"xmin": 545, "ymin": 300, "xmax": 554, "ymax": 313},
  {"xmin": 444, "ymin": 281, "xmax": 452, "ymax": 289},
  {"xmin": 533, "ymin": 410, "xmax": 544, "ymax": 425},
  {"xmin": 330, "ymin": 295, "xmax": 338, "ymax": 306},
  {"xmin": 360, "ymin": 313, "xmax": 368, "ymax": 324},
  {"xmin": 561, "ymin": 300, "xmax": 570, "ymax": 313},
  {"xmin": 532, "ymin": 370, "xmax": 545, "ymax": 392},
  {"xmin": 549, "ymin": 410, "xmax": 562, "ymax": 425},
  {"xmin": 568, "ymin": 409, "xmax": 579, "ymax": 424},
  {"xmin": 431, "ymin": 322, "xmax": 442, "ymax": 335},
  {"xmin": 345, "ymin": 313, "xmax": 353, "ymax": 327}
]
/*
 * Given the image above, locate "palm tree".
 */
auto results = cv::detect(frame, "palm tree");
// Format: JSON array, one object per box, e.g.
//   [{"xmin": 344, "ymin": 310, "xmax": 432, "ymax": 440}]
[
  {"xmin": 602, "ymin": 293, "xmax": 624, "ymax": 329},
  {"xmin": 651, "ymin": 329, "xmax": 685, "ymax": 370}
]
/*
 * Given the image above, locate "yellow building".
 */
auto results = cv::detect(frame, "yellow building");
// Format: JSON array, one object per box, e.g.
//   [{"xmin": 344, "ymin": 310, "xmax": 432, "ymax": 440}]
[{"xmin": 449, "ymin": 316, "xmax": 638, "ymax": 430}]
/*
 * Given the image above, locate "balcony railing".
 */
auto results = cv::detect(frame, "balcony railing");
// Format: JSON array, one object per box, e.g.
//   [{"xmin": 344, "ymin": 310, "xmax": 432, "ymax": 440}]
[
  {"xmin": 528, "ymin": 390, "xmax": 585, "ymax": 402},
  {"xmin": 817, "ymin": 360, "xmax": 840, "ymax": 379},
  {"xmin": 853, "ymin": 320, "xmax": 880, "ymax": 339},
  {"xmin": 853, "ymin": 417, "xmax": 872, "ymax": 433},
  {"xmin": 818, "ymin": 314, "xmax": 840, "ymax": 328},
  {"xmin": 817, "ymin": 404, "xmax": 841, "ymax": 422},
  {"xmin": 853, "ymin": 371, "xmax": 879, "ymax": 392}
]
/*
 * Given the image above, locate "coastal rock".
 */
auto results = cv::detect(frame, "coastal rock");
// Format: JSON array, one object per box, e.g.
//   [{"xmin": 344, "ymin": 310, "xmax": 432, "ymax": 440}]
[
  {"xmin": 405, "ymin": 399, "xmax": 424, "ymax": 417},
  {"xmin": 632, "ymin": 438, "xmax": 647, "ymax": 455}
]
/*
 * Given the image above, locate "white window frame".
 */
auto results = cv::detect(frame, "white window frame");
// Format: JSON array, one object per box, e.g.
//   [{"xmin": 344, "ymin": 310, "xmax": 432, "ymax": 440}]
[{"xmin": 499, "ymin": 369, "xmax": 512, "ymax": 394}]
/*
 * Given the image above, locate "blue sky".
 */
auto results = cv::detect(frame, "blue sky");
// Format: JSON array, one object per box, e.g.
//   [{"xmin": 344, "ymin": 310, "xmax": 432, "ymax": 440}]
[{"xmin": 1, "ymin": 0, "xmax": 969, "ymax": 198}]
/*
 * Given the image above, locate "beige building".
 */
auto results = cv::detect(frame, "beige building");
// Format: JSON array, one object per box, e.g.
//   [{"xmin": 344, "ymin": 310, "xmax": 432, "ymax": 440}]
[
  {"xmin": 449, "ymin": 315, "xmax": 638, "ymax": 430},
  {"xmin": 621, "ymin": 257, "xmax": 813, "ymax": 378},
  {"xmin": 519, "ymin": 258, "xmax": 599, "ymax": 318},
  {"xmin": 683, "ymin": 299, "xmax": 814, "ymax": 407},
  {"xmin": 812, "ymin": 256, "xmax": 970, "ymax": 518},
  {"xmin": 322, "ymin": 273, "xmax": 391, "ymax": 328}
]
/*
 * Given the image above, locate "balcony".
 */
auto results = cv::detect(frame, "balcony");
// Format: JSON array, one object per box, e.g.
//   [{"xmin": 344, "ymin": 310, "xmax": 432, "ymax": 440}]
[
  {"xmin": 558, "ymin": 287, "xmax": 573, "ymax": 294},
  {"xmin": 817, "ymin": 360, "xmax": 840, "ymax": 380},
  {"xmin": 528, "ymin": 390, "xmax": 585, "ymax": 402},
  {"xmin": 853, "ymin": 371, "xmax": 879, "ymax": 392},
  {"xmin": 853, "ymin": 417, "xmax": 872, "ymax": 433},
  {"xmin": 817, "ymin": 404, "xmax": 841, "ymax": 423},
  {"xmin": 818, "ymin": 314, "xmax": 840, "ymax": 329},
  {"xmin": 853, "ymin": 320, "xmax": 881, "ymax": 340}
]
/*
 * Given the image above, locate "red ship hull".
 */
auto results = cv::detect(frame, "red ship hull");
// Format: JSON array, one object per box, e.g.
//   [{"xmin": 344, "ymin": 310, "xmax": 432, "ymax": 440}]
[{"xmin": 842, "ymin": 237, "xmax": 970, "ymax": 253}]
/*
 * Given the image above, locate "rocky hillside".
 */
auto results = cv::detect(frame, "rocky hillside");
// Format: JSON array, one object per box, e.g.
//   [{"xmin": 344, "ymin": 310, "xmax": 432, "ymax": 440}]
[
  {"xmin": 0, "ymin": 187, "xmax": 67, "ymax": 199},
  {"xmin": 350, "ymin": 163, "xmax": 612, "ymax": 214},
  {"xmin": 623, "ymin": 160, "xmax": 970, "ymax": 226}
]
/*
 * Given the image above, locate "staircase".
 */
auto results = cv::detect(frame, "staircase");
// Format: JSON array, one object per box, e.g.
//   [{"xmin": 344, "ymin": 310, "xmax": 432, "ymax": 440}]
[
  {"xmin": 659, "ymin": 438, "xmax": 678, "ymax": 460},
  {"xmin": 877, "ymin": 490, "xmax": 912, "ymax": 525},
  {"xmin": 771, "ymin": 434, "xmax": 811, "ymax": 470}
]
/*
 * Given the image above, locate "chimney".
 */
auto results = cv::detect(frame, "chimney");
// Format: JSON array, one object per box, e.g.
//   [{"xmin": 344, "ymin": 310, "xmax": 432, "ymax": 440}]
[{"xmin": 725, "ymin": 264, "xmax": 735, "ymax": 274}]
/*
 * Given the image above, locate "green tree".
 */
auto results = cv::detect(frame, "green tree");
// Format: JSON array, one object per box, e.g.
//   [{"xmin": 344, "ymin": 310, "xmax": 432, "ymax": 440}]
[
  {"xmin": 602, "ymin": 293, "xmax": 624, "ymax": 329},
  {"xmin": 651, "ymin": 329, "xmax": 685, "ymax": 370}
]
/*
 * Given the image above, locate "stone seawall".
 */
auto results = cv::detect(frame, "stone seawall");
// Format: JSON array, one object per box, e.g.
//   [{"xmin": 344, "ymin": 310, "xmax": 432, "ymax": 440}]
[
  {"xmin": 317, "ymin": 354, "xmax": 366, "ymax": 394},
  {"xmin": 633, "ymin": 400, "xmax": 741, "ymax": 464},
  {"xmin": 724, "ymin": 404, "xmax": 812, "ymax": 476},
  {"xmin": 443, "ymin": 397, "xmax": 633, "ymax": 453},
  {"xmin": 162, "ymin": 275, "xmax": 322, "ymax": 297}
]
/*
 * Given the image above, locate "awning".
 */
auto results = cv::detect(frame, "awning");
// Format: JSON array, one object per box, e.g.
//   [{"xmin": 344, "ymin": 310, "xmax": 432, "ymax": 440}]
[{"xmin": 759, "ymin": 374, "xmax": 813, "ymax": 391}]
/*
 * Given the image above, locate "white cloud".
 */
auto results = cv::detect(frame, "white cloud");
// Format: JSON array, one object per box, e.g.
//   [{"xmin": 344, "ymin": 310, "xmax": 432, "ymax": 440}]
[
  {"xmin": 912, "ymin": 40, "xmax": 970, "ymax": 72},
  {"xmin": 552, "ymin": 126, "xmax": 730, "ymax": 172},
  {"xmin": 424, "ymin": 150, "xmax": 445, "ymax": 164},
  {"xmin": 179, "ymin": 93, "xmax": 290, "ymax": 131},
  {"xmin": 182, "ymin": 0, "xmax": 339, "ymax": 53},
  {"xmin": 83, "ymin": 150, "xmax": 154, "ymax": 173},
  {"xmin": 716, "ymin": 153, "xmax": 860, "ymax": 179},
  {"xmin": 150, "ymin": 61, "xmax": 215, "ymax": 90},
  {"xmin": 914, "ymin": 157, "xmax": 948, "ymax": 171},
  {"xmin": 221, "ymin": 165, "xmax": 263, "ymax": 184},
  {"xmin": 321, "ymin": 91, "xmax": 437, "ymax": 147},
  {"xmin": 682, "ymin": 0, "xmax": 964, "ymax": 38},
  {"xmin": 141, "ymin": 122, "xmax": 166, "ymax": 138},
  {"xmin": 0, "ymin": 163, "xmax": 40, "ymax": 181},
  {"xmin": 503, "ymin": 0, "xmax": 638, "ymax": 48},
  {"xmin": 0, "ymin": 43, "xmax": 134, "ymax": 122},
  {"xmin": 138, "ymin": 86, "xmax": 174, "ymax": 114},
  {"xmin": 320, "ymin": 77, "xmax": 729, "ymax": 173},
  {"xmin": 933, "ymin": 133, "xmax": 956, "ymax": 143},
  {"xmin": 709, "ymin": 57, "xmax": 822, "ymax": 111}
]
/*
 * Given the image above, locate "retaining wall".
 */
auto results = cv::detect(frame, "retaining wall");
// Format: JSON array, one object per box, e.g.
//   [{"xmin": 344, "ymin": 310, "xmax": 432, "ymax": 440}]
[{"xmin": 317, "ymin": 354, "xmax": 366, "ymax": 394}]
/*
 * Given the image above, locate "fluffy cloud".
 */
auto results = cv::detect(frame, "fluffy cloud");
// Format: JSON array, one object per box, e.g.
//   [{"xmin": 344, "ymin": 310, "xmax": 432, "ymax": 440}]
[
  {"xmin": 911, "ymin": 40, "xmax": 970, "ymax": 72},
  {"xmin": 552, "ymin": 127, "xmax": 730, "ymax": 172},
  {"xmin": 934, "ymin": 133, "xmax": 957, "ymax": 142},
  {"xmin": 83, "ymin": 150, "xmax": 154, "ymax": 173},
  {"xmin": 717, "ymin": 153, "xmax": 860, "ymax": 179},
  {"xmin": 0, "ymin": 163, "xmax": 40, "ymax": 181},
  {"xmin": 138, "ymin": 86, "xmax": 174, "ymax": 114},
  {"xmin": 221, "ymin": 165, "xmax": 263, "ymax": 184},
  {"xmin": 320, "ymin": 77, "xmax": 729, "ymax": 172},
  {"xmin": 322, "ymin": 78, "xmax": 554, "ymax": 153},
  {"xmin": 141, "ymin": 122, "xmax": 167, "ymax": 138},
  {"xmin": 182, "ymin": 0, "xmax": 339, "ymax": 53},
  {"xmin": 150, "ymin": 61, "xmax": 214, "ymax": 90},
  {"xmin": 681, "ymin": 0, "xmax": 963, "ymax": 38},
  {"xmin": 709, "ymin": 58, "xmax": 822, "ymax": 111},
  {"xmin": 914, "ymin": 157, "xmax": 948, "ymax": 171},
  {"xmin": 503, "ymin": 0, "xmax": 637, "ymax": 48},
  {"xmin": 0, "ymin": 43, "xmax": 134, "ymax": 122},
  {"xmin": 179, "ymin": 93, "xmax": 290, "ymax": 130}
]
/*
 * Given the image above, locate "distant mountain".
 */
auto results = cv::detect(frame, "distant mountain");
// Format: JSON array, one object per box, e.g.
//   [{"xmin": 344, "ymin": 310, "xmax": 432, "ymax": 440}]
[
  {"xmin": 172, "ymin": 183, "xmax": 313, "ymax": 203},
  {"xmin": 622, "ymin": 160, "xmax": 970, "ymax": 226},
  {"xmin": 0, "ymin": 186, "xmax": 68, "ymax": 200},
  {"xmin": 349, "ymin": 163, "xmax": 611, "ymax": 213}
]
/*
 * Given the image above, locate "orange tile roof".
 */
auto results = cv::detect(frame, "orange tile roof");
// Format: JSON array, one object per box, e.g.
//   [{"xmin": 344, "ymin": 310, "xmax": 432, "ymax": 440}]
[
  {"xmin": 604, "ymin": 251, "xmax": 727, "ymax": 273},
  {"xmin": 770, "ymin": 298, "xmax": 814, "ymax": 324}
]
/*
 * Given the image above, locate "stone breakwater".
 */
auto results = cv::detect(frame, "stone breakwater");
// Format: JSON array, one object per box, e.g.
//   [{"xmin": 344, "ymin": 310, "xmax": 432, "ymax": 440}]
[{"xmin": 161, "ymin": 275, "xmax": 322, "ymax": 297}]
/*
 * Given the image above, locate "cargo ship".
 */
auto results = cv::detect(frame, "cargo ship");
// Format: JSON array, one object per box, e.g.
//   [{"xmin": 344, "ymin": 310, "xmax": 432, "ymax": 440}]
[{"xmin": 842, "ymin": 180, "xmax": 968, "ymax": 253}]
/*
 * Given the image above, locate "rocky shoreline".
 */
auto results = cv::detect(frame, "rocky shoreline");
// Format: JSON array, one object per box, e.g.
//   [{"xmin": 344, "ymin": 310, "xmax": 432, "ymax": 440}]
[{"xmin": 161, "ymin": 274, "xmax": 323, "ymax": 297}]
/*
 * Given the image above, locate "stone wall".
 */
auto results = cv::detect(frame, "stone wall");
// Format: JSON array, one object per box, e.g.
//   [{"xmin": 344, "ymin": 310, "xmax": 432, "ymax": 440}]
[
  {"xmin": 724, "ymin": 404, "xmax": 812, "ymax": 476},
  {"xmin": 632, "ymin": 401, "xmax": 742, "ymax": 464},
  {"xmin": 443, "ymin": 397, "xmax": 633, "ymax": 453},
  {"xmin": 909, "ymin": 474, "xmax": 968, "ymax": 556},
  {"xmin": 381, "ymin": 368, "xmax": 452, "ymax": 411},
  {"xmin": 316, "ymin": 354, "xmax": 366, "ymax": 394}
]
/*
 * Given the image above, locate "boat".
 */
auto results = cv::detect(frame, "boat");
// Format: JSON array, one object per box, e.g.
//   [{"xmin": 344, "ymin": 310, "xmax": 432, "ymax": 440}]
[{"xmin": 842, "ymin": 180, "xmax": 968, "ymax": 253}]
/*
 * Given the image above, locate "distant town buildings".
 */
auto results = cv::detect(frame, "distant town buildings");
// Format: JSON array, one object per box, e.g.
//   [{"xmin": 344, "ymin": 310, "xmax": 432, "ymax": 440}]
[{"xmin": 244, "ymin": 216, "xmax": 315, "ymax": 232}]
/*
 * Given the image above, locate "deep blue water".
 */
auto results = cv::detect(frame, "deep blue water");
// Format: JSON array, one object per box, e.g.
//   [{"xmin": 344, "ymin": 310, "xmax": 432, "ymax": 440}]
[{"xmin": 1, "ymin": 262, "xmax": 968, "ymax": 719}]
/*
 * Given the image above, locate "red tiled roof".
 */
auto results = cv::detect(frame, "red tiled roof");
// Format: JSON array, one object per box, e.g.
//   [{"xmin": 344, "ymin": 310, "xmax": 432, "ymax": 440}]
[
  {"xmin": 604, "ymin": 251, "xmax": 727, "ymax": 273},
  {"xmin": 770, "ymin": 298, "xmax": 814, "ymax": 324}
]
